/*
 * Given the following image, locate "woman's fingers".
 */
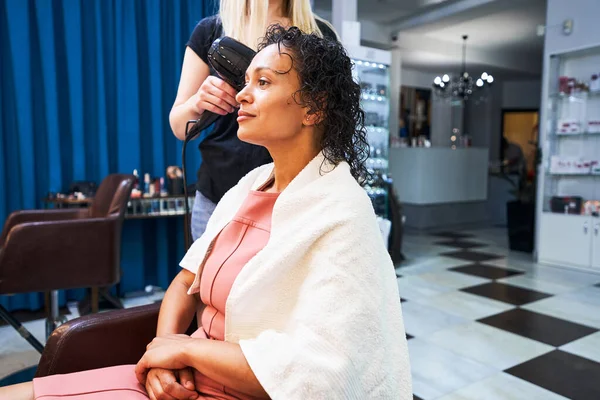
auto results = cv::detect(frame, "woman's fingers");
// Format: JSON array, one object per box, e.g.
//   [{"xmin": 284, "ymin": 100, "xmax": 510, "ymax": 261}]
[
  {"xmin": 196, "ymin": 77, "xmax": 238, "ymax": 114},
  {"xmin": 207, "ymin": 76, "xmax": 239, "ymax": 106},
  {"xmin": 148, "ymin": 375, "xmax": 177, "ymax": 400},
  {"xmin": 197, "ymin": 92, "xmax": 233, "ymax": 115},
  {"xmin": 178, "ymin": 368, "xmax": 196, "ymax": 392},
  {"xmin": 135, "ymin": 360, "xmax": 149, "ymax": 385}
]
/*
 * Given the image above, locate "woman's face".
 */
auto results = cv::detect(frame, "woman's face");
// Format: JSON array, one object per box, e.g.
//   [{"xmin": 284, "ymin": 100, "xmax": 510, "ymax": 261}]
[{"xmin": 235, "ymin": 44, "xmax": 309, "ymax": 147}]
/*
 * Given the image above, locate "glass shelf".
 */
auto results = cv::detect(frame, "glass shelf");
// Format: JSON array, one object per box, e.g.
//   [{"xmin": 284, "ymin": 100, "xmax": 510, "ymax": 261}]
[
  {"xmin": 541, "ymin": 47, "xmax": 600, "ymax": 217},
  {"xmin": 550, "ymin": 90, "xmax": 600, "ymax": 100},
  {"xmin": 550, "ymin": 132, "xmax": 600, "ymax": 137},
  {"xmin": 353, "ymin": 56, "xmax": 391, "ymax": 218},
  {"xmin": 361, "ymin": 92, "xmax": 388, "ymax": 102},
  {"xmin": 546, "ymin": 173, "xmax": 600, "ymax": 177}
]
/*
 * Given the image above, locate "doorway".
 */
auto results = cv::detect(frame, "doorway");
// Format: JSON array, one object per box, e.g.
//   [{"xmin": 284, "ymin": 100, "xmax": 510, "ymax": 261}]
[{"xmin": 500, "ymin": 109, "xmax": 539, "ymax": 174}]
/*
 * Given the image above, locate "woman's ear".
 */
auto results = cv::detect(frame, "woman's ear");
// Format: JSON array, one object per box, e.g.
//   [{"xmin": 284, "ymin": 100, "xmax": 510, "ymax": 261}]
[{"xmin": 303, "ymin": 112, "xmax": 323, "ymax": 126}]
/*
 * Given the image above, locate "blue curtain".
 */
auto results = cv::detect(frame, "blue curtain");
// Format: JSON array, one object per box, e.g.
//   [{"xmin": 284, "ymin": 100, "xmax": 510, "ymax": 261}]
[{"xmin": 0, "ymin": 0, "xmax": 217, "ymax": 311}]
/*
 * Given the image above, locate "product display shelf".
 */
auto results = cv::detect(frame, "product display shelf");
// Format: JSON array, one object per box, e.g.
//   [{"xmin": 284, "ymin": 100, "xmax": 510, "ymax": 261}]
[
  {"xmin": 537, "ymin": 44, "xmax": 600, "ymax": 272},
  {"xmin": 352, "ymin": 57, "xmax": 391, "ymax": 218},
  {"xmin": 542, "ymin": 46, "xmax": 600, "ymax": 215}
]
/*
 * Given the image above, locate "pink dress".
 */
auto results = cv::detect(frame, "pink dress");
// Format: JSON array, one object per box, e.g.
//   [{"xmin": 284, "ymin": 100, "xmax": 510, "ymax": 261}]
[{"xmin": 33, "ymin": 189, "xmax": 279, "ymax": 400}]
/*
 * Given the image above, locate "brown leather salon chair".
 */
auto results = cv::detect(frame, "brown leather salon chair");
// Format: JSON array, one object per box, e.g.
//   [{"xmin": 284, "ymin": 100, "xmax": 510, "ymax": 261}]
[
  {"xmin": 35, "ymin": 303, "xmax": 197, "ymax": 377},
  {"xmin": 36, "ymin": 303, "xmax": 161, "ymax": 376},
  {"xmin": 0, "ymin": 174, "xmax": 134, "ymax": 353}
]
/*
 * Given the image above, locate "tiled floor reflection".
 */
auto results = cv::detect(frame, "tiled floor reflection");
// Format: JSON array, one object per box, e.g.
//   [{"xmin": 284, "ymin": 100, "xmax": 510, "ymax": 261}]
[{"xmin": 399, "ymin": 228, "xmax": 600, "ymax": 399}]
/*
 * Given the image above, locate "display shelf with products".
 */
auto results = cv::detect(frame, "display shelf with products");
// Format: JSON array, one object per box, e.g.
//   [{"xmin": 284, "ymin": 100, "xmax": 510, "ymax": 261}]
[
  {"xmin": 542, "ymin": 45, "xmax": 600, "ymax": 217},
  {"xmin": 537, "ymin": 44, "xmax": 600, "ymax": 272},
  {"xmin": 352, "ymin": 55, "xmax": 391, "ymax": 218}
]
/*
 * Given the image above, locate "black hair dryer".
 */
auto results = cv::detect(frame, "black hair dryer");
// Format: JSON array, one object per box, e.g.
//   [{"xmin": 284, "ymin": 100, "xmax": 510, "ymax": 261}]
[{"xmin": 186, "ymin": 37, "xmax": 256, "ymax": 139}]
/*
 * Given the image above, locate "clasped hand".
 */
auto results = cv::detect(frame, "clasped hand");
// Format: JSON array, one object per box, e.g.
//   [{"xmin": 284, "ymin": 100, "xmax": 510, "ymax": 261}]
[{"xmin": 136, "ymin": 334, "xmax": 198, "ymax": 400}]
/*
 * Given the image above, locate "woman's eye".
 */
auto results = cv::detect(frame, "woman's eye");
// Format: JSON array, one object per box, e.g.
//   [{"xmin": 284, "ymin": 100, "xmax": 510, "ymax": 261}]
[{"xmin": 258, "ymin": 79, "xmax": 269, "ymax": 86}]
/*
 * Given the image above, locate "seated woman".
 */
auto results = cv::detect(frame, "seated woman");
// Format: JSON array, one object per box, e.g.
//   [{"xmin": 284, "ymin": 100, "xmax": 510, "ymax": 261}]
[{"xmin": 1, "ymin": 25, "xmax": 412, "ymax": 400}]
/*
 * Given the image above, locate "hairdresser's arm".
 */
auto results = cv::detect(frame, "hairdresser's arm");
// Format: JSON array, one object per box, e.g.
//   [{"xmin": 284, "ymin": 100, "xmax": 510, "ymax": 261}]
[
  {"xmin": 156, "ymin": 269, "xmax": 198, "ymax": 336},
  {"xmin": 169, "ymin": 48, "xmax": 210, "ymax": 140},
  {"xmin": 169, "ymin": 48, "xmax": 239, "ymax": 140}
]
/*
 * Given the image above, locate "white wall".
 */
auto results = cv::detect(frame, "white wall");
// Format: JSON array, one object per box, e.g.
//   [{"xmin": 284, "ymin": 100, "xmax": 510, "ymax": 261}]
[
  {"xmin": 400, "ymin": 68, "xmax": 455, "ymax": 147},
  {"xmin": 502, "ymin": 81, "xmax": 542, "ymax": 109},
  {"xmin": 545, "ymin": 0, "xmax": 599, "ymax": 55},
  {"xmin": 401, "ymin": 68, "xmax": 437, "ymax": 89},
  {"xmin": 314, "ymin": 10, "xmax": 392, "ymax": 48}
]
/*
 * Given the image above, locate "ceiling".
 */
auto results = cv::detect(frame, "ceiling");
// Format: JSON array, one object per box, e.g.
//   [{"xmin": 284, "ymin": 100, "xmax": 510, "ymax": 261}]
[
  {"xmin": 312, "ymin": 0, "xmax": 456, "ymax": 24},
  {"xmin": 403, "ymin": 0, "xmax": 546, "ymax": 53},
  {"xmin": 313, "ymin": 0, "xmax": 547, "ymax": 78}
]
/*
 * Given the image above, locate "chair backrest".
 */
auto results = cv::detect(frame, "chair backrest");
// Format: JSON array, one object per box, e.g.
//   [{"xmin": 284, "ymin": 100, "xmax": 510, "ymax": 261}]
[{"xmin": 89, "ymin": 174, "xmax": 135, "ymax": 219}]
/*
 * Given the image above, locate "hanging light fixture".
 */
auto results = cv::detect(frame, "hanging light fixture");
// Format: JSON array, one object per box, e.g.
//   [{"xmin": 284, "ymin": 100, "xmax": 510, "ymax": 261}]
[{"xmin": 433, "ymin": 35, "xmax": 494, "ymax": 101}]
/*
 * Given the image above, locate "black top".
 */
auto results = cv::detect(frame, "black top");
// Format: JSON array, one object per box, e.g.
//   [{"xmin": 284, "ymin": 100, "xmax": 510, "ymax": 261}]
[{"xmin": 186, "ymin": 16, "xmax": 337, "ymax": 204}]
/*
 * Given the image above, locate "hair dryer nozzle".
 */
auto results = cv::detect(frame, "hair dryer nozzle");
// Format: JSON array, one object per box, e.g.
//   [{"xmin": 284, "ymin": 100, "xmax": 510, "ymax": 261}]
[{"xmin": 207, "ymin": 37, "xmax": 256, "ymax": 92}]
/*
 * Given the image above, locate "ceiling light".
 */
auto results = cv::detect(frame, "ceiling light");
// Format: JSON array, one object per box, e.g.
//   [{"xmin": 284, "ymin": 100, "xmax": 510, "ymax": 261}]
[{"xmin": 432, "ymin": 35, "xmax": 495, "ymax": 102}]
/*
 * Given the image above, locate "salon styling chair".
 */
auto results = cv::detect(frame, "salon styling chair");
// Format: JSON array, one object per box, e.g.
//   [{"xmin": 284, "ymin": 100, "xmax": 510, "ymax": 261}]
[
  {"xmin": 35, "ymin": 303, "xmax": 197, "ymax": 377},
  {"xmin": 0, "ymin": 174, "xmax": 134, "ymax": 353},
  {"xmin": 36, "ymin": 303, "xmax": 160, "ymax": 376}
]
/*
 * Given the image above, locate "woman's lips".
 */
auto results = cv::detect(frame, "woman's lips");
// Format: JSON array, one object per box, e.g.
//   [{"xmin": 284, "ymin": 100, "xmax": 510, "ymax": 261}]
[{"xmin": 237, "ymin": 110, "xmax": 255, "ymax": 122}]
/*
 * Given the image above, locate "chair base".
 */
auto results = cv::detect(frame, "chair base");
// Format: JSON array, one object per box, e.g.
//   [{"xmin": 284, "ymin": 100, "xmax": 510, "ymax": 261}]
[
  {"xmin": 78, "ymin": 287, "xmax": 124, "ymax": 315},
  {"xmin": 0, "ymin": 304, "xmax": 44, "ymax": 354},
  {"xmin": 46, "ymin": 290, "xmax": 68, "ymax": 338}
]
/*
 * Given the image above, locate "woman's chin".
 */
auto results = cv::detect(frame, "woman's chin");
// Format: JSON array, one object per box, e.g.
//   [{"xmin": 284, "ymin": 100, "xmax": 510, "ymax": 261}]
[{"xmin": 237, "ymin": 130, "xmax": 261, "ymax": 146}]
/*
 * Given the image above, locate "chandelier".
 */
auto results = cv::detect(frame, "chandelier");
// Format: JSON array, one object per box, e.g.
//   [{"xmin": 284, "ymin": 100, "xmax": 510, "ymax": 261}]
[{"xmin": 432, "ymin": 35, "xmax": 494, "ymax": 101}]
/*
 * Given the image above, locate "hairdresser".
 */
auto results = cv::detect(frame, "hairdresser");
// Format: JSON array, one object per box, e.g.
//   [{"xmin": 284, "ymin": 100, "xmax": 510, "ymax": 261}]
[{"xmin": 169, "ymin": 0, "xmax": 337, "ymax": 241}]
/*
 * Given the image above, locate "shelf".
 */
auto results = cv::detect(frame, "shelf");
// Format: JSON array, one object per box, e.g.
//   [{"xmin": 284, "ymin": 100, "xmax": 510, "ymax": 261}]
[
  {"xmin": 541, "ymin": 211, "xmax": 598, "ymax": 219},
  {"xmin": 546, "ymin": 173, "xmax": 600, "ymax": 177},
  {"xmin": 125, "ymin": 211, "xmax": 188, "ymax": 220},
  {"xmin": 550, "ymin": 132, "xmax": 600, "ymax": 137},
  {"xmin": 366, "ymin": 125, "xmax": 388, "ymax": 129},
  {"xmin": 551, "ymin": 91, "xmax": 600, "ymax": 99},
  {"xmin": 361, "ymin": 93, "xmax": 388, "ymax": 102}
]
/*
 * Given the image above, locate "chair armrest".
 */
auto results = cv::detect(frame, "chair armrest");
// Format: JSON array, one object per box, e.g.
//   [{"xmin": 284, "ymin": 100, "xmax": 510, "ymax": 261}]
[
  {"xmin": 0, "ymin": 217, "xmax": 121, "ymax": 293},
  {"xmin": 35, "ymin": 303, "xmax": 161, "ymax": 377},
  {"xmin": 0, "ymin": 209, "xmax": 88, "ymax": 247}
]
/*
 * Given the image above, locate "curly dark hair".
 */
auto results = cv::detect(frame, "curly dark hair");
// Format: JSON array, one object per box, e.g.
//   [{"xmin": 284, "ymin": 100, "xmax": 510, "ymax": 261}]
[{"xmin": 257, "ymin": 25, "xmax": 369, "ymax": 183}]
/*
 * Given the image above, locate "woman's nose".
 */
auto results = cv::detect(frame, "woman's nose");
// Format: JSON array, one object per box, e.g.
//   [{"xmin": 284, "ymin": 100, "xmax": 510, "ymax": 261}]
[{"xmin": 236, "ymin": 85, "xmax": 250, "ymax": 104}]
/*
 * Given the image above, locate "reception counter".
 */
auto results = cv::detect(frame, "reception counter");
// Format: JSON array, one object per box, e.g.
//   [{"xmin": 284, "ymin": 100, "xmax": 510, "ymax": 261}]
[{"xmin": 389, "ymin": 147, "xmax": 489, "ymax": 230}]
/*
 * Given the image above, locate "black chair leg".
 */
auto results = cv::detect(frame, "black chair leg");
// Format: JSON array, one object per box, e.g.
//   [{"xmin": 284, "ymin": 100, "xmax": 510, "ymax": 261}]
[
  {"xmin": 99, "ymin": 288, "xmax": 124, "ymax": 309},
  {"xmin": 0, "ymin": 304, "xmax": 44, "ymax": 354}
]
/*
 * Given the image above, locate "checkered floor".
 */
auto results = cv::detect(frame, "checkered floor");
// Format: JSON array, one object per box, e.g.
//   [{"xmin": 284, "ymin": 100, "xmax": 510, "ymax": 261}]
[
  {"xmin": 399, "ymin": 229, "xmax": 600, "ymax": 400},
  {"xmin": 1, "ymin": 228, "xmax": 600, "ymax": 399}
]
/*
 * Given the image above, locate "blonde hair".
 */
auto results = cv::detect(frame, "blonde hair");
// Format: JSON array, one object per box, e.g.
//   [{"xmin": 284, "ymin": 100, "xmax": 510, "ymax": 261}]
[{"xmin": 218, "ymin": 0, "xmax": 326, "ymax": 50}]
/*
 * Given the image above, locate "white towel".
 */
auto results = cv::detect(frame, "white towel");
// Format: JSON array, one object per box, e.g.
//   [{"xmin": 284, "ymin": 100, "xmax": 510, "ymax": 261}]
[{"xmin": 180, "ymin": 152, "xmax": 412, "ymax": 399}]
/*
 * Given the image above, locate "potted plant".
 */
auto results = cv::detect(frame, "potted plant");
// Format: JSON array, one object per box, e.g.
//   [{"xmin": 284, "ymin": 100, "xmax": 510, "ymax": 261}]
[{"xmin": 505, "ymin": 143, "xmax": 541, "ymax": 253}]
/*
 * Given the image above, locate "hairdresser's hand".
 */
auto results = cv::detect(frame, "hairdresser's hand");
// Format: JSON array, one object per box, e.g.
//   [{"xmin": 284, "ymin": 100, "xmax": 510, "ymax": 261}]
[
  {"xmin": 190, "ymin": 75, "xmax": 238, "ymax": 116},
  {"xmin": 145, "ymin": 368, "xmax": 198, "ymax": 400}
]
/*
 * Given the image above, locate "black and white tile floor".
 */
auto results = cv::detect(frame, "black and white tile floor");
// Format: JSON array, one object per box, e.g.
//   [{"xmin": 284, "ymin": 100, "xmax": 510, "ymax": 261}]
[
  {"xmin": 1, "ymin": 228, "xmax": 599, "ymax": 399},
  {"xmin": 400, "ymin": 229, "xmax": 600, "ymax": 400}
]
